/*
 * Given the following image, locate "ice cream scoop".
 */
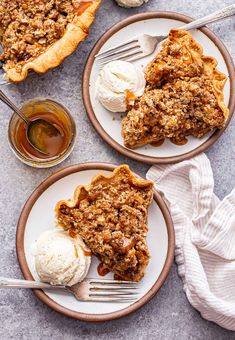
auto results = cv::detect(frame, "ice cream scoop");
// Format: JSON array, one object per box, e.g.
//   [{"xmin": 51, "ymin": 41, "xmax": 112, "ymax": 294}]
[
  {"xmin": 32, "ymin": 229, "xmax": 91, "ymax": 286},
  {"xmin": 115, "ymin": 0, "xmax": 149, "ymax": 8},
  {"xmin": 95, "ymin": 60, "xmax": 146, "ymax": 112}
]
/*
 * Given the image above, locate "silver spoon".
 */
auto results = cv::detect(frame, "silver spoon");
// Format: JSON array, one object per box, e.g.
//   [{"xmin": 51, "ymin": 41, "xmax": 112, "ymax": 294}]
[{"xmin": 0, "ymin": 89, "xmax": 61, "ymax": 155}]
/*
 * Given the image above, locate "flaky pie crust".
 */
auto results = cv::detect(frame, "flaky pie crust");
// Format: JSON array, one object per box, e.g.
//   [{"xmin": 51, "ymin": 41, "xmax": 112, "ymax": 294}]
[
  {"xmin": 55, "ymin": 165, "xmax": 153, "ymax": 210},
  {"xmin": 3, "ymin": 0, "xmax": 102, "ymax": 82}
]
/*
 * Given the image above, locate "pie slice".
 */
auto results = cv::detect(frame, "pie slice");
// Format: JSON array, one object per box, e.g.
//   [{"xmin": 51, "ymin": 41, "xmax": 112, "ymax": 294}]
[
  {"xmin": 0, "ymin": 0, "xmax": 102, "ymax": 82},
  {"xmin": 122, "ymin": 29, "xmax": 229, "ymax": 148},
  {"xmin": 55, "ymin": 165, "xmax": 153, "ymax": 281}
]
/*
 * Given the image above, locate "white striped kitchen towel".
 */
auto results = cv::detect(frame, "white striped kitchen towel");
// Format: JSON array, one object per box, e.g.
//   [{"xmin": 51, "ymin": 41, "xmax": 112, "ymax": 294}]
[{"xmin": 146, "ymin": 153, "xmax": 235, "ymax": 331}]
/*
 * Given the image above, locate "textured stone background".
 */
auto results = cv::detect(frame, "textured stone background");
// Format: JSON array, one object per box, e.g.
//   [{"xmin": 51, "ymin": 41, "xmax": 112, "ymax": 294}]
[{"xmin": 0, "ymin": 0, "xmax": 235, "ymax": 339}]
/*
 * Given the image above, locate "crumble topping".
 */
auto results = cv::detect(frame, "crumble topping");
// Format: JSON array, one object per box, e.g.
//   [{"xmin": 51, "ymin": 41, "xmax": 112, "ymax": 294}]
[
  {"xmin": 56, "ymin": 166, "xmax": 153, "ymax": 281},
  {"xmin": 0, "ymin": 0, "xmax": 85, "ymax": 71},
  {"xmin": 122, "ymin": 29, "xmax": 229, "ymax": 148}
]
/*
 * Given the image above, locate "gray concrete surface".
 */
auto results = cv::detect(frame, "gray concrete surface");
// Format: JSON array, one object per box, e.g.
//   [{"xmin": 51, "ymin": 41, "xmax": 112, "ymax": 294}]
[{"xmin": 0, "ymin": 0, "xmax": 235, "ymax": 339}]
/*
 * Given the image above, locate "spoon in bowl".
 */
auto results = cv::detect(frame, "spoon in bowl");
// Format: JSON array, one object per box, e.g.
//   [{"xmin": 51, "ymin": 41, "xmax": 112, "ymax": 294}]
[{"xmin": 0, "ymin": 89, "xmax": 61, "ymax": 155}]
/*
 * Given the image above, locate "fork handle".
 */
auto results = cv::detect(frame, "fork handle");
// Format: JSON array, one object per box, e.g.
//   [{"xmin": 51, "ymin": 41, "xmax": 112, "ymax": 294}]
[
  {"xmin": 0, "ymin": 277, "xmax": 65, "ymax": 289},
  {"xmin": 179, "ymin": 4, "xmax": 235, "ymax": 31}
]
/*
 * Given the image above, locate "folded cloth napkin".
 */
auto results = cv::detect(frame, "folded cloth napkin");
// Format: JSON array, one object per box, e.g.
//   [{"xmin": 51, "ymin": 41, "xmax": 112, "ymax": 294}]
[{"xmin": 146, "ymin": 153, "xmax": 235, "ymax": 331}]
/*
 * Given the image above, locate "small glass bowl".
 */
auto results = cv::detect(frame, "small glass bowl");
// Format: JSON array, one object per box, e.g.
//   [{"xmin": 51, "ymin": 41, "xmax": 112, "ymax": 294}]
[{"xmin": 8, "ymin": 98, "xmax": 76, "ymax": 168}]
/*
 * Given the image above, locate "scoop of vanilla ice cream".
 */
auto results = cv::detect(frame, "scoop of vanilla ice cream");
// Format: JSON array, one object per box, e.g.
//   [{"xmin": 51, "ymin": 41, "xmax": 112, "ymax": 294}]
[
  {"xmin": 95, "ymin": 60, "xmax": 145, "ymax": 112},
  {"xmin": 32, "ymin": 229, "xmax": 91, "ymax": 286},
  {"xmin": 115, "ymin": 0, "xmax": 149, "ymax": 8}
]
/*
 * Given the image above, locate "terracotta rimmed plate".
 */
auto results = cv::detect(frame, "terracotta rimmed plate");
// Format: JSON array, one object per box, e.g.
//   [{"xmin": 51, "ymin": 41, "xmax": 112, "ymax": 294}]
[
  {"xmin": 82, "ymin": 12, "xmax": 235, "ymax": 164},
  {"xmin": 16, "ymin": 162, "xmax": 175, "ymax": 321}
]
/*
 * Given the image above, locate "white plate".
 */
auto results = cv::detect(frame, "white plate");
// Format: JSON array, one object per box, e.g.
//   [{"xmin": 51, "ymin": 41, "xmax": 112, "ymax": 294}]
[
  {"xmin": 83, "ymin": 12, "xmax": 235, "ymax": 164},
  {"xmin": 16, "ymin": 163, "xmax": 174, "ymax": 321}
]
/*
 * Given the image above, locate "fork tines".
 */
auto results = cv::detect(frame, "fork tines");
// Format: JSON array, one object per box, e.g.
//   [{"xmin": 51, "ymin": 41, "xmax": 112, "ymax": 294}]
[
  {"xmin": 88, "ymin": 278, "xmax": 139, "ymax": 302},
  {"xmin": 94, "ymin": 34, "xmax": 166, "ymax": 66},
  {"xmin": 94, "ymin": 38, "xmax": 144, "ymax": 65},
  {"xmin": 95, "ymin": 39, "xmax": 139, "ymax": 59}
]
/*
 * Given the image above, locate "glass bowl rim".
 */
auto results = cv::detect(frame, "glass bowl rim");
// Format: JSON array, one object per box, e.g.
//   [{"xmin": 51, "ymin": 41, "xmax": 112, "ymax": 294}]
[{"xmin": 8, "ymin": 97, "xmax": 76, "ymax": 166}]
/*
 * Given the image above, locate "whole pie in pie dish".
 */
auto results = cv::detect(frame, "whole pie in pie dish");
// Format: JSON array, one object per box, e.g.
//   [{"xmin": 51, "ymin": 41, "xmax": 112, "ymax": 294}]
[
  {"xmin": 122, "ymin": 29, "xmax": 229, "ymax": 148},
  {"xmin": 0, "ymin": 0, "xmax": 102, "ymax": 82},
  {"xmin": 55, "ymin": 165, "xmax": 153, "ymax": 281}
]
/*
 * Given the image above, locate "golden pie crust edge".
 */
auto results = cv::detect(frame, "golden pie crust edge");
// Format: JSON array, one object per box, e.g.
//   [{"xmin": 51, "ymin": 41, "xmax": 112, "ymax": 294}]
[
  {"xmin": 55, "ymin": 164, "xmax": 154, "ymax": 213},
  {"xmin": 4, "ymin": 0, "xmax": 102, "ymax": 83}
]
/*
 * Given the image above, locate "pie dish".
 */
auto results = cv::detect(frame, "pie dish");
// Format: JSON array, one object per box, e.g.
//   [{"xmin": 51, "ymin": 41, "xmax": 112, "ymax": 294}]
[
  {"xmin": 55, "ymin": 165, "xmax": 153, "ymax": 282},
  {"xmin": 122, "ymin": 29, "xmax": 229, "ymax": 149},
  {"xmin": 0, "ymin": 0, "xmax": 102, "ymax": 82},
  {"xmin": 83, "ymin": 12, "xmax": 235, "ymax": 164},
  {"xmin": 16, "ymin": 162, "xmax": 174, "ymax": 321}
]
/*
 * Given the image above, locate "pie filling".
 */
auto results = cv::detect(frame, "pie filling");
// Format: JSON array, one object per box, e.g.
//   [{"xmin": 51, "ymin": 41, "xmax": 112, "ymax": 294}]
[
  {"xmin": 122, "ymin": 29, "xmax": 229, "ymax": 148},
  {"xmin": 0, "ymin": 0, "xmax": 93, "ymax": 72},
  {"xmin": 56, "ymin": 165, "xmax": 153, "ymax": 282}
]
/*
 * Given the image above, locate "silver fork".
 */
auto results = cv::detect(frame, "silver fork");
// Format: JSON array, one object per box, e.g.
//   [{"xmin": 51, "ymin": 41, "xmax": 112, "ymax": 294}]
[
  {"xmin": 0, "ymin": 277, "xmax": 139, "ymax": 302},
  {"xmin": 95, "ymin": 4, "xmax": 235, "ymax": 65}
]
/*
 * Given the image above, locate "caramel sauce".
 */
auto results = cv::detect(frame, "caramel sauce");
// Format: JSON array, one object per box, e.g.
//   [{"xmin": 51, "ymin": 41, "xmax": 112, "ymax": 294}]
[
  {"xmin": 69, "ymin": 230, "xmax": 77, "ymax": 238},
  {"xmin": 114, "ymin": 274, "xmax": 123, "ymax": 281},
  {"xmin": 170, "ymin": 137, "xmax": 188, "ymax": 146},
  {"xmin": 150, "ymin": 138, "xmax": 188, "ymax": 147},
  {"xmin": 13, "ymin": 101, "xmax": 73, "ymax": 160},
  {"xmin": 74, "ymin": 245, "xmax": 79, "ymax": 258},
  {"xmin": 121, "ymin": 237, "xmax": 136, "ymax": 254},
  {"xmin": 82, "ymin": 248, "xmax": 92, "ymax": 257},
  {"xmin": 150, "ymin": 139, "xmax": 165, "ymax": 147},
  {"xmin": 75, "ymin": 1, "xmax": 93, "ymax": 16},
  {"xmin": 126, "ymin": 90, "xmax": 136, "ymax": 108},
  {"xmin": 97, "ymin": 263, "xmax": 110, "ymax": 277},
  {"xmin": 126, "ymin": 90, "xmax": 136, "ymax": 101}
]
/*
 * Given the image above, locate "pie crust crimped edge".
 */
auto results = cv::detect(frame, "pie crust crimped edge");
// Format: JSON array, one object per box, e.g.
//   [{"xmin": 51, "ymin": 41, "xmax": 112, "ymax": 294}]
[
  {"xmin": 55, "ymin": 164, "xmax": 153, "ymax": 215},
  {"xmin": 4, "ymin": 0, "xmax": 102, "ymax": 82}
]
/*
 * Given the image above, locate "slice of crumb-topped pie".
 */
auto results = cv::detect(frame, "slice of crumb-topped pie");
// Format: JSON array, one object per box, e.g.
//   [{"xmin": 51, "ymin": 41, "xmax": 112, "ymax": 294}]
[
  {"xmin": 0, "ymin": 0, "xmax": 102, "ymax": 82},
  {"xmin": 122, "ymin": 29, "xmax": 229, "ymax": 148},
  {"xmin": 55, "ymin": 165, "xmax": 153, "ymax": 282}
]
